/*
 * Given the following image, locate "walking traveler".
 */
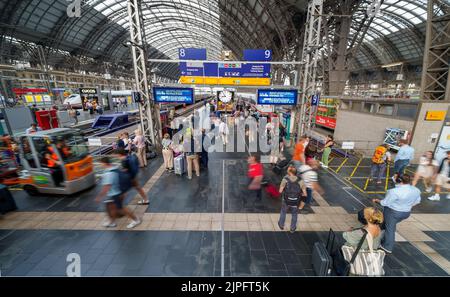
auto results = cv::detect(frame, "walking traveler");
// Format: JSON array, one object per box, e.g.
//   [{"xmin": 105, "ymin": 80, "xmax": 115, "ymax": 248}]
[
  {"xmin": 162, "ymin": 133, "xmax": 174, "ymax": 171},
  {"xmin": 133, "ymin": 129, "xmax": 147, "ymax": 168},
  {"xmin": 373, "ymin": 174, "xmax": 420, "ymax": 253},
  {"xmin": 278, "ymin": 166, "xmax": 306, "ymax": 233}
]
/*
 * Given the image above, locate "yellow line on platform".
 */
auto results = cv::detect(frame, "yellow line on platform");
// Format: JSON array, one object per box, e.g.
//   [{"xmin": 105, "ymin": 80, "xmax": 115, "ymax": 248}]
[
  {"xmin": 385, "ymin": 164, "xmax": 390, "ymax": 192},
  {"xmin": 363, "ymin": 177, "xmax": 370, "ymax": 191},
  {"xmin": 336, "ymin": 158, "xmax": 348, "ymax": 173},
  {"xmin": 346, "ymin": 177, "xmax": 386, "ymax": 194},
  {"xmin": 349, "ymin": 158, "xmax": 363, "ymax": 178}
]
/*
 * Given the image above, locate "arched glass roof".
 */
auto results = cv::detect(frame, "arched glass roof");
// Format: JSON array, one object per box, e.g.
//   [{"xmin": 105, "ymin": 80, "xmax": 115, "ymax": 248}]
[
  {"xmin": 0, "ymin": 0, "xmax": 436, "ymax": 78},
  {"xmin": 352, "ymin": 0, "xmax": 429, "ymax": 68}
]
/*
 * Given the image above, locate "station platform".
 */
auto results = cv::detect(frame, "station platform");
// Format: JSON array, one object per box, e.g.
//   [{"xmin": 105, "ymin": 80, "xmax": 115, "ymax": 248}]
[{"xmin": 1, "ymin": 148, "xmax": 450, "ymax": 276}]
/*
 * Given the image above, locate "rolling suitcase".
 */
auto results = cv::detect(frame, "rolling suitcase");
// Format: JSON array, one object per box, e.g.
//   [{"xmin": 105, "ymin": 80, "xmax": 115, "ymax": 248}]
[
  {"xmin": 311, "ymin": 229, "xmax": 334, "ymax": 276},
  {"xmin": 174, "ymin": 154, "xmax": 186, "ymax": 176},
  {"xmin": 0, "ymin": 185, "xmax": 18, "ymax": 214},
  {"xmin": 312, "ymin": 242, "xmax": 333, "ymax": 276}
]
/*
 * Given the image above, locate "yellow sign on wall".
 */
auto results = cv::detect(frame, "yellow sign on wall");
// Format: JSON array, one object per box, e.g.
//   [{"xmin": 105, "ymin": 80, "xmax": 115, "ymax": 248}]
[
  {"xmin": 25, "ymin": 95, "xmax": 34, "ymax": 103},
  {"xmin": 425, "ymin": 111, "xmax": 446, "ymax": 121},
  {"xmin": 179, "ymin": 76, "xmax": 271, "ymax": 86}
]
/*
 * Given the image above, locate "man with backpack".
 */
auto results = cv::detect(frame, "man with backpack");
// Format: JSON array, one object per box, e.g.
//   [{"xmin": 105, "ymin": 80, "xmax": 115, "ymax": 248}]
[
  {"xmin": 95, "ymin": 156, "xmax": 141, "ymax": 229},
  {"xmin": 278, "ymin": 166, "xmax": 306, "ymax": 233},
  {"xmin": 116, "ymin": 148, "xmax": 149, "ymax": 205},
  {"xmin": 370, "ymin": 144, "xmax": 391, "ymax": 185}
]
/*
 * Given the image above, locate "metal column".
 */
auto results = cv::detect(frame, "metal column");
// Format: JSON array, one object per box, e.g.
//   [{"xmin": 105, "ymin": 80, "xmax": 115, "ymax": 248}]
[
  {"xmin": 297, "ymin": 0, "xmax": 323, "ymax": 138},
  {"xmin": 127, "ymin": 0, "xmax": 161, "ymax": 149},
  {"xmin": 420, "ymin": 0, "xmax": 450, "ymax": 101}
]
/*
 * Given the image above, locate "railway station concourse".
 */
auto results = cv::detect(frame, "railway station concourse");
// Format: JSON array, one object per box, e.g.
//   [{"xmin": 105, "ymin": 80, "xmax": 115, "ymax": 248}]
[{"xmin": 0, "ymin": 0, "xmax": 450, "ymax": 282}]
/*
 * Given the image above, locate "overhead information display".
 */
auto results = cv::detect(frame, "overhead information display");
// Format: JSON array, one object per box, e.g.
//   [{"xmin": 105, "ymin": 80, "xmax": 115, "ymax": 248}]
[
  {"xmin": 179, "ymin": 48, "xmax": 272, "ymax": 86},
  {"xmin": 153, "ymin": 87, "xmax": 194, "ymax": 104},
  {"xmin": 257, "ymin": 89, "xmax": 298, "ymax": 105}
]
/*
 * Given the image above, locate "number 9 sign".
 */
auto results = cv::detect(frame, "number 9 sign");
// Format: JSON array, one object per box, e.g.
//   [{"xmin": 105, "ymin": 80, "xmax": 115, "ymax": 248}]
[{"xmin": 265, "ymin": 50, "xmax": 271, "ymax": 60}]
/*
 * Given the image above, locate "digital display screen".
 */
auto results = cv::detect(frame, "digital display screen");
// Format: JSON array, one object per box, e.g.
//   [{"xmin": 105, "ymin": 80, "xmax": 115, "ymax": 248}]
[
  {"xmin": 257, "ymin": 89, "xmax": 298, "ymax": 105},
  {"xmin": 153, "ymin": 87, "xmax": 194, "ymax": 104}
]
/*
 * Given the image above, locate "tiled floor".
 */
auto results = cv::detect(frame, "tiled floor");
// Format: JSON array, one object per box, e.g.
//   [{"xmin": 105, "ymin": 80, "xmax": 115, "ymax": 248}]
[
  {"xmin": 0, "ymin": 229, "xmax": 446, "ymax": 276},
  {"xmin": 1, "ymin": 144, "xmax": 450, "ymax": 276}
]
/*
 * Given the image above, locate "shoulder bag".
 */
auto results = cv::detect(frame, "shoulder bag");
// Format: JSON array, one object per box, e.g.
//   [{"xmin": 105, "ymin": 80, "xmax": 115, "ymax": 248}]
[{"xmin": 341, "ymin": 230, "xmax": 386, "ymax": 276}]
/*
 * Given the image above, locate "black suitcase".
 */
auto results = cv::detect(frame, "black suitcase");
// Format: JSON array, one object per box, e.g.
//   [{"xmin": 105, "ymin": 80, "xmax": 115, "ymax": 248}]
[
  {"xmin": 311, "ymin": 229, "xmax": 334, "ymax": 276},
  {"xmin": 312, "ymin": 242, "xmax": 333, "ymax": 276},
  {"xmin": 0, "ymin": 185, "xmax": 18, "ymax": 214}
]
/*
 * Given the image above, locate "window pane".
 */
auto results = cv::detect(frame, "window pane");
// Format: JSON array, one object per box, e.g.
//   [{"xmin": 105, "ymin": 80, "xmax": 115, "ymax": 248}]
[{"xmin": 397, "ymin": 104, "xmax": 418, "ymax": 119}]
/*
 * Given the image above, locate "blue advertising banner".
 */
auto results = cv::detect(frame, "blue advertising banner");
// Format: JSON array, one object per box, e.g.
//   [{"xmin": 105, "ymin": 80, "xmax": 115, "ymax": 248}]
[
  {"xmin": 178, "ymin": 48, "xmax": 207, "ymax": 60},
  {"xmin": 257, "ymin": 89, "xmax": 298, "ymax": 105},
  {"xmin": 153, "ymin": 87, "xmax": 194, "ymax": 104},
  {"xmin": 244, "ymin": 49, "xmax": 272, "ymax": 61}
]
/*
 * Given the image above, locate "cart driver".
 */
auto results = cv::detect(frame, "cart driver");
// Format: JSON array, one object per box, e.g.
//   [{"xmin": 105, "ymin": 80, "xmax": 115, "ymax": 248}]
[
  {"xmin": 56, "ymin": 140, "xmax": 71, "ymax": 159},
  {"xmin": 43, "ymin": 151, "xmax": 63, "ymax": 187}
]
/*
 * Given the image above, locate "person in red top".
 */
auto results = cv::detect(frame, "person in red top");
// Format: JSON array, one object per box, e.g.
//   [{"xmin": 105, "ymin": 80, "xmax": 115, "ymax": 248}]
[{"xmin": 247, "ymin": 154, "xmax": 264, "ymax": 201}]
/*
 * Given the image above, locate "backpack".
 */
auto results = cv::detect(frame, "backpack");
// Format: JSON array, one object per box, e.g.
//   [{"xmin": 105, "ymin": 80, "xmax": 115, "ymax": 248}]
[
  {"xmin": 372, "ymin": 146, "xmax": 387, "ymax": 164},
  {"xmin": 112, "ymin": 168, "xmax": 132, "ymax": 194},
  {"xmin": 126, "ymin": 154, "xmax": 140, "ymax": 179},
  {"xmin": 283, "ymin": 177, "xmax": 302, "ymax": 206}
]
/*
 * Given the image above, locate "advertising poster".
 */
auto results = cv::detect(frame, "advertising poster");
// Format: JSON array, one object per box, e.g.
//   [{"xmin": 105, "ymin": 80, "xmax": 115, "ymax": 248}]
[{"xmin": 315, "ymin": 97, "xmax": 339, "ymax": 129}]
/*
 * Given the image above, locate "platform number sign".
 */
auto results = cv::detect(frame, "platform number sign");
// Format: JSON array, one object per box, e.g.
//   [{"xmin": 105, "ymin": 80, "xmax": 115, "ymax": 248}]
[
  {"xmin": 132, "ymin": 91, "xmax": 142, "ymax": 103},
  {"xmin": 244, "ymin": 49, "xmax": 272, "ymax": 61},
  {"xmin": 311, "ymin": 94, "xmax": 320, "ymax": 106},
  {"xmin": 178, "ymin": 48, "xmax": 207, "ymax": 60}
]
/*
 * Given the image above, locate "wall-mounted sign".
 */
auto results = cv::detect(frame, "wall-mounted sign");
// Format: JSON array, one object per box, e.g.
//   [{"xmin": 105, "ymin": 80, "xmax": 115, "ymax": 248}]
[
  {"xmin": 79, "ymin": 88, "xmax": 97, "ymax": 95},
  {"xmin": 153, "ymin": 87, "xmax": 194, "ymax": 104},
  {"xmin": 342, "ymin": 142, "xmax": 355, "ymax": 150},
  {"xmin": 315, "ymin": 97, "xmax": 339, "ymax": 129},
  {"xmin": 257, "ymin": 89, "xmax": 298, "ymax": 105},
  {"xmin": 243, "ymin": 49, "xmax": 272, "ymax": 61},
  {"xmin": 13, "ymin": 88, "xmax": 48, "ymax": 95},
  {"xmin": 425, "ymin": 110, "xmax": 446, "ymax": 121},
  {"xmin": 88, "ymin": 138, "xmax": 102, "ymax": 146},
  {"xmin": 315, "ymin": 115, "xmax": 337, "ymax": 129}
]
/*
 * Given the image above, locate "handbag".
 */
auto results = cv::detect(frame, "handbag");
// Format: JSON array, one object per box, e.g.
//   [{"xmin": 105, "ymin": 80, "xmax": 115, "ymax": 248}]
[
  {"xmin": 341, "ymin": 230, "xmax": 386, "ymax": 276},
  {"xmin": 329, "ymin": 228, "xmax": 367, "ymax": 276}
]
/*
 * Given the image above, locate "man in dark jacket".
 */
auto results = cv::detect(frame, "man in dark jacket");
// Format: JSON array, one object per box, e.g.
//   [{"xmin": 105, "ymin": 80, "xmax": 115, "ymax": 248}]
[{"xmin": 200, "ymin": 129, "xmax": 210, "ymax": 169}]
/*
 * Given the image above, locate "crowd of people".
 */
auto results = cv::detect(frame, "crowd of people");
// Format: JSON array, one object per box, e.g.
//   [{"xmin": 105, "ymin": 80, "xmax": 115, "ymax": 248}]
[{"xmin": 369, "ymin": 139, "xmax": 450, "ymax": 202}]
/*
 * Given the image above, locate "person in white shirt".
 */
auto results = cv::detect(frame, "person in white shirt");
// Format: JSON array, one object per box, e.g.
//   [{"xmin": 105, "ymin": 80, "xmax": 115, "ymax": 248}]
[
  {"xmin": 25, "ymin": 123, "xmax": 42, "ymax": 134},
  {"xmin": 412, "ymin": 151, "xmax": 438, "ymax": 193},
  {"xmin": 429, "ymin": 150, "xmax": 450, "ymax": 201},
  {"xmin": 219, "ymin": 118, "xmax": 229, "ymax": 145},
  {"xmin": 298, "ymin": 159, "xmax": 324, "ymax": 212}
]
